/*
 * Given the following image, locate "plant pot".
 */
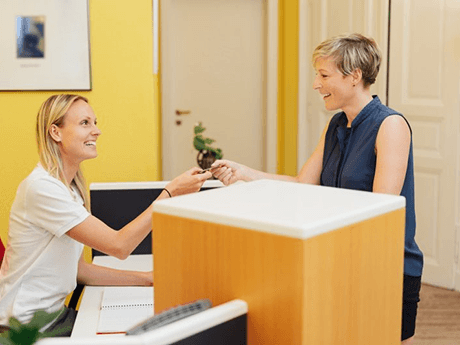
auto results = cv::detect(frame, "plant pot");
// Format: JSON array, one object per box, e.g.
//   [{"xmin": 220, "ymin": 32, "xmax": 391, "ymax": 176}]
[{"xmin": 196, "ymin": 150, "xmax": 216, "ymax": 170}]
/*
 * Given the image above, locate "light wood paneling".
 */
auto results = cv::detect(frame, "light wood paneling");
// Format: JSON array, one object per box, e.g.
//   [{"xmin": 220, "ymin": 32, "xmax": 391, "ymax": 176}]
[
  {"xmin": 154, "ymin": 214, "xmax": 304, "ymax": 344},
  {"xmin": 153, "ymin": 208, "xmax": 405, "ymax": 344},
  {"xmin": 302, "ymin": 210, "xmax": 405, "ymax": 344}
]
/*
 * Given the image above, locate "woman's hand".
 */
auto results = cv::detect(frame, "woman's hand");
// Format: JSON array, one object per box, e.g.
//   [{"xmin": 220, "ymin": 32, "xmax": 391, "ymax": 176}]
[
  {"xmin": 210, "ymin": 160, "xmax": 251, "ymax": 186},
  {"xmin": 166, "ymin": 167, "xmax": 212, "ymax": 196},
  {"xmin": 139, "ymin": 270, "xmax": 154, "ymax": 286}
]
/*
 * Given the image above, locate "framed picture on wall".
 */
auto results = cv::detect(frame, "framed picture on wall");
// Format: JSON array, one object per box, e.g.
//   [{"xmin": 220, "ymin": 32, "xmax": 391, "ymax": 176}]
[{"xmin": 0, "ymin": 0, "xmax": 91, "ymax": 91}]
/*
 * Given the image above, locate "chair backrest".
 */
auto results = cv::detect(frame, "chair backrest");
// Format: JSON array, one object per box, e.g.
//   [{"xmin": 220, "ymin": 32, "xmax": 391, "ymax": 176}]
[{"xmin": 0, "ymin": 237, "xmax": 5, "ymax": 267}]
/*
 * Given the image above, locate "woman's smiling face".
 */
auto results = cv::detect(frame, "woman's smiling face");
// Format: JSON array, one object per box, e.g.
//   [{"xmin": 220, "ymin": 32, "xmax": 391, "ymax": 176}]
[
  {"xmin": 52, "ymin": 100, "xmax": 101, "ymax": 167},
  {"xmin": 313, "ymin": 57, "xmax": 356, "ymax": 112}
]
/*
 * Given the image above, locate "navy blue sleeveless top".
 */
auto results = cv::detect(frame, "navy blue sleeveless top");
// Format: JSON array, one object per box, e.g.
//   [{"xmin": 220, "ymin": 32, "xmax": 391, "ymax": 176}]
[{"xmin": 321, "ymin": 96, "xmax": 423, "ymax": 277}]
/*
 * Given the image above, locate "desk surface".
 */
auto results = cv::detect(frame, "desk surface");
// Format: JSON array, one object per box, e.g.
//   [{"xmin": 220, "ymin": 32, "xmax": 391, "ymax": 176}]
[
  {"xmin": 90, "ymin": 179, "xmax": 223, "ymax": 190},
  {"xmin": 153, "ymin": 179, "xmax": 406, "ymax": 239},
  {"xmin": 71, "ymin": 255, "xmax": 153, "ymax": 338}
]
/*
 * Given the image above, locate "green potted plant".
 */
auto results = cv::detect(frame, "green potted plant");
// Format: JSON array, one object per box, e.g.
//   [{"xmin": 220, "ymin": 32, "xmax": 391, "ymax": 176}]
[
  {"xmin": 0, "ymin": 310, "xmax": 70, "ymax": 345},
  {"xmin": 193, "ymin": 122, "xmax": 223, "ymax": 169}
]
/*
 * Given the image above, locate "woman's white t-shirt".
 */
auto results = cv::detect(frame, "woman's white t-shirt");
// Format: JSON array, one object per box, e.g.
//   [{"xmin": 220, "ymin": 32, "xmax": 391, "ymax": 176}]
[{"xmin": 0, "ymin": 165, "xmax": 90, "ymax": 324}]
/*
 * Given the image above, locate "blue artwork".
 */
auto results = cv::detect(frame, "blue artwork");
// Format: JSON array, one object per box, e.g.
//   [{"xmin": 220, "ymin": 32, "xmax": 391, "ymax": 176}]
[{"xmin": 16, "ymin": 16, "xmax": 45, "ymax": 58}]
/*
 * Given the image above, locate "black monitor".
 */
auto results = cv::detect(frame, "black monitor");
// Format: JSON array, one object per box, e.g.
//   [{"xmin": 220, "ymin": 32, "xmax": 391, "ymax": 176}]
[{"xmin": 90, "ymin": 181, "xmax": 223, "ymax": 257}]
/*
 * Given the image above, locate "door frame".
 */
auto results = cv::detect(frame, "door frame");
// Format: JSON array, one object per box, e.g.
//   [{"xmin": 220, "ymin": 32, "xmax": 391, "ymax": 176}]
[
  {"xmin": 297, "ymin": 0, "xmax": 309, "ymax": 172},
  {"xmin": 160, "ymin": 0, "xmax": 279, "ymax": 179}
]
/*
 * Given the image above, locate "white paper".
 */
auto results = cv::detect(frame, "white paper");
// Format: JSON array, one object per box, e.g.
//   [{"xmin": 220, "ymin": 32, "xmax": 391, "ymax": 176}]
[{"xmin": 97, "ymin": 287, "xmax": 154, "ymax": 334}]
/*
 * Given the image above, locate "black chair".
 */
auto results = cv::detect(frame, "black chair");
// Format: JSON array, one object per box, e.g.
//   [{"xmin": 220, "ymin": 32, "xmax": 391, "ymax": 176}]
[{"xmin": 68, "ymin": 284, "xmax": 85, "ymax": 310}]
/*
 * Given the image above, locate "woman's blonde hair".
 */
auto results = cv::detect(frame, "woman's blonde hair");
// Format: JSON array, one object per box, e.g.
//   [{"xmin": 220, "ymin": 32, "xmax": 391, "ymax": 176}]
[
  {"xmin": 36, "ymin": 94, "xmax": 90, "ymax": 211},
  {"xmin": 312, "ymin": 33, "xmax": 381, "ymax": 87}
]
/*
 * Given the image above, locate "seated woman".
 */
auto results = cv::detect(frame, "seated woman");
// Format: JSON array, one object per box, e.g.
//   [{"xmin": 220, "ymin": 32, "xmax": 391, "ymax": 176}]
[
  {"xmin": 211, "ymin": 33, "xmax": 423, "ymax": 345},
  {"xmin": 0, "ymin": 94, "xmax": 212, "ymax": 335}
]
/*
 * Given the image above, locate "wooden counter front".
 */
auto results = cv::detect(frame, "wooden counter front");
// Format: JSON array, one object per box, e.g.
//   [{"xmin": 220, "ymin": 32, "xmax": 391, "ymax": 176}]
[{"xmin": 152, "ymin": 180, "xmax": 405, "ymax": 344}]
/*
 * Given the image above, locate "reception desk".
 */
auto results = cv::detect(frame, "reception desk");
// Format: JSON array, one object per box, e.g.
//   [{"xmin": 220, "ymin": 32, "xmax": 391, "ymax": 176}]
[{"xmin": 152, "ymin": 180, "xmax": 406, "ymax": 344}]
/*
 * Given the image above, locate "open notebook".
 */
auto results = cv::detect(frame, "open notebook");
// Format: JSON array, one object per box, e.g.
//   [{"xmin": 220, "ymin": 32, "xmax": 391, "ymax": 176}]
[{"xmin": 97, "ymin": 286, "xmax": 154, "ymax": 334}]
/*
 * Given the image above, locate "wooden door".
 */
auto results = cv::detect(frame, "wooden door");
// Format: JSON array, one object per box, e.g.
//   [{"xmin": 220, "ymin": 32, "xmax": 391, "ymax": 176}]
[
  {"xmin": 389, "ymin": 0, "xmax": 460, "ymax": 288},
  {"xmin": 160, "ymin": 0, "xmax": 278, "ymax": 179}
]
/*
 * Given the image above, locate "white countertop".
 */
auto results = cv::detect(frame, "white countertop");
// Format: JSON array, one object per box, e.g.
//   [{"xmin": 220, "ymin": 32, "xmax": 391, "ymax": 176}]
[
  {"xmin": 43, "ymin": 298, "xmax": 247, "ymax": 345},
  {"xmin": 67, "ymin": 255, "xmax": 248, "ymax": 344},
  {"xmin": 90, "ymin": 179, "xmax": 223, "ymax": 190},
  {"xmin": 152, "ymin": 179, "xmax": 406, "ymax": 240},
  {"xmin": 71, "ymin": 255, "xmax": 153, "ymax": 338}
]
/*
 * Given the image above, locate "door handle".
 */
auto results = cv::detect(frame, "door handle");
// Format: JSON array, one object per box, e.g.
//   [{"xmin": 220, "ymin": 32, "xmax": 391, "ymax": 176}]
[{"xmin": 176, "ymin": 110, "xmax": 191, "ymax": 116}]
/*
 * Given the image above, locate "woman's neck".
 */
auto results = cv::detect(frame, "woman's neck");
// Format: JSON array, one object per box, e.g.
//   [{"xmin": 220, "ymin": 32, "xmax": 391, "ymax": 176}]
[
  {"xmin": 342, "ymin": 89, "xmax": 373, "ymax": 126},
  {"xmin": 62, "ymin": 161, "xmax": 79, "ymax": 185}
]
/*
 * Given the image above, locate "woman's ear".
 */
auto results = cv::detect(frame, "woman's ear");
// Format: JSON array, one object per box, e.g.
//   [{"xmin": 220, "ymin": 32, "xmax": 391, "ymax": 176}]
[
  {"xmin": 352, "ymin": 68, "xmax": 363, "ymax": 86},
  {"xmin": 49, "ymin": 124, "xmax": 62, "ymax": 143}
]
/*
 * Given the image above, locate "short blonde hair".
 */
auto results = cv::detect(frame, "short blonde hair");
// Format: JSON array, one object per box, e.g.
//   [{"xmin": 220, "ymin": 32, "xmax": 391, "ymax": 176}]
[
  {"xmin": 312, "ymin": 33, "xmax": 381, "ymax": 87},
  {"xmin": 36, "ymin": 94, "xmax": 90, "ymax": 211}
]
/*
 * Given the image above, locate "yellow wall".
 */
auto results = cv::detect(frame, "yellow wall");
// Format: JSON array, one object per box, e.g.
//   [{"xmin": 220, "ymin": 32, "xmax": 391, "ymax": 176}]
[
  {"xmin": 278, "ymin": 0, "xmax": 299, "ymax": 176},
  {"xmin": 0, "ymin": 1, "xmax": 161, "ymax": 253},
  {"xmin": 0, "ymin": 1, "xmax": 299, "ymax": 251}
]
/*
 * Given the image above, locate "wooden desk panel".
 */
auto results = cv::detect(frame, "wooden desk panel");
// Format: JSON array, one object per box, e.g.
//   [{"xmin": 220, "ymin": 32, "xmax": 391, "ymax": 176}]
[
  {"xmin": 301, "ymin": 209, "xmax": 405, "ymax": 344},
  {"xmin": 153, "ymin": 208, "xmax": 404, "ymax": 344}
]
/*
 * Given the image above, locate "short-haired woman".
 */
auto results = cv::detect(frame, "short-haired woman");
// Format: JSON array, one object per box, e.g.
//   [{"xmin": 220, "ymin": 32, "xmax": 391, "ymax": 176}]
[
  {"xmin": 211, "ymin": 33, "xmax": 423, "ymax": 344},
  {"xmin": 0, "ymin": 94, "xmax": 212, "ymax": 335}
]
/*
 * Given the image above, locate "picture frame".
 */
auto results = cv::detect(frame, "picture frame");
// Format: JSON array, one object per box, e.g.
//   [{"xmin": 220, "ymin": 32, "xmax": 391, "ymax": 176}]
[{"xmin": 0, "ymin": 0, "xmax": 91, "ymax": 91}]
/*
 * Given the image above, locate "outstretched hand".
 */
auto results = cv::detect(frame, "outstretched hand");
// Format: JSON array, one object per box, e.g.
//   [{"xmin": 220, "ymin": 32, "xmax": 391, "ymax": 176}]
[
  {"xmin": 166, "ymin": 167, "xmax": 212, "ymax": 196},
  {"xmin": 210, "ymin": 160, "xmax": 249, "ymax": 186}
]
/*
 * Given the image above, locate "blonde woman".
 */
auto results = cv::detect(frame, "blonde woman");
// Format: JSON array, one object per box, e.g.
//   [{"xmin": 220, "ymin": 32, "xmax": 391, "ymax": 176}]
[
  {"xmin": 0, "ymin": 94, "xmax": 212, "ymax": 335},
  {"xmin": 211, "ymin": 33, "xmax": 423, "ymax": 344}
]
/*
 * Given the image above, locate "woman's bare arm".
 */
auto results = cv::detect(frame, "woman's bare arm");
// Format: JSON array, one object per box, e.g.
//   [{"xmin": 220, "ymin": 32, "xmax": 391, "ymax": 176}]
[
  {"xmin": 373, "ymin": 115, "xmax": 411, "ymax": 195},
  {"xmin": 77, "ymin": 254, "xmax": 152, "ymax": 286},
  {"xmin": 67, "ymin": 168, "xmax": 211, "ymax": 259}
]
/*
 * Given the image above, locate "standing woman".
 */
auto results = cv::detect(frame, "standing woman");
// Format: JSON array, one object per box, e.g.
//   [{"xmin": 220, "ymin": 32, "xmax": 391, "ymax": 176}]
[
  {"xmin": 211, "ymin": 33, "xmax": 423, "ymax": 344},
  {"xmin": 0, "ymin": 94, "xmax": 212, "ymax": 335}
]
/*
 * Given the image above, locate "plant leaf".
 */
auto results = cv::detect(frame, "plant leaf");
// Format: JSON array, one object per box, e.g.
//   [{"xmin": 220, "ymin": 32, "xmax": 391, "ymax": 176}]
[
  {"xmin": 1, "ymin": 310, "xmax": 67, "ymax": 345},
  {"xmin": 215, "ymin": 149, "xmax": 223, "ymax": 159},
  {"xmin": 9, "ymin": 326, "xmax": 40, "ymax": 345},
  {"xmin": 194, "ymin": 127, "xmax": 205, "ymax": 135},
  {"xmin": 193, "ymin": 122, "xmax": 223, "ymax": 158},
  {"xmin": 28, "ymin": 310, "xmax": 63, "ymax": 329},
  {"xmin": 194, "ymin": 135, "xmax": 205, "ymax": 143},
  {"xmin": 194, "ymin": 122, "xmax": 206, "ymax": 134},
  {"xmin": 0, "ymin": 335, "xmax": 15, "ymax": 345},
  {"xmin": 193, "ymin": 137, "xmax": 206, "ymax": 151},
  {"xmin": 7, "ymin": 317, "xmax": 21, "ymax": 331}
]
